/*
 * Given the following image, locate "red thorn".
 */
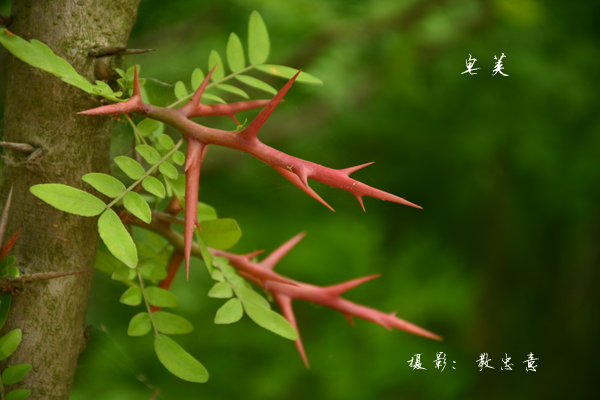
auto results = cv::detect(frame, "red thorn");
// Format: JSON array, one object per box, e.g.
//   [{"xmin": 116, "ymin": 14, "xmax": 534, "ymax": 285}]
[
  {"xmin": 229, "ymin": 115, "xmax": 240, "ymax": 124},
  {"xmin": 259, "ymin": 232, "xmax": 306, "ymax": 271},
  {"xmin": 242, "ymin": 250, "xmax": 265, "ymax": 260},
  {"xmin": 323, "ymin": 274, "xmax": 380, "ymax": 297},
  {"xmin": 190, "ymin": 65, "xmax": 217, "ymax": 109},
  {"xmin": 295, "ymin": 166, "xmax": 310, "ymax": 189},
  {"xmin": 344, "ymin": 314, "xmax": 355, "ymax": 327},
  {"xmin": 272, "ymin": 166, "xmax": 335, "ymax": 212},
  {"xmin": 340, "ymin": 162, "xmax": 374, "ymax": 176},
  {"xmin": 275, "ymin": 294, "xmax": 309, "ymax": 368},
  {"xmin": 240, "ymin": 70, "xmax": 301, "ymax": 141},
  {"xmin": 0, "ymin": 228, "xmax": 21, "ymax": 261},
  {"xmin": 356, "ymin": 195, "xmax": 366, "ymax": 212},
  {"xmin": 184, "ymin": 139, "xmax": 205, "ymax": 280}
]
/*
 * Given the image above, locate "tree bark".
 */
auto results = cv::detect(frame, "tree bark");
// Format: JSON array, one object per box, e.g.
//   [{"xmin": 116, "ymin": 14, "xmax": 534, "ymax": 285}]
[{"xmin": 0, "ymin": 1, "xmax": 140, "ymax": 398}]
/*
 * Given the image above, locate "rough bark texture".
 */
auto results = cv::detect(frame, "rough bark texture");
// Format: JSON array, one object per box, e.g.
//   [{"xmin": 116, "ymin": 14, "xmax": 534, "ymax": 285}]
[{"xmin": 0, "ymin": 1, "xmax": 140, "ymax": 398}]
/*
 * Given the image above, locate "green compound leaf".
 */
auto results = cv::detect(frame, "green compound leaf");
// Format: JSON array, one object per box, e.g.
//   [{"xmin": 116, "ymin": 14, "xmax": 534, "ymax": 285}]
[
  {"xmin": 137, "ymin": 118, "xmax": 160, "ymax": 137},
  {"xmin": 145, "ymin": 287, "xmax": 179, "ymax": 308},
  {"xmin": 114, "ymin": 156, "xmax": 145, "ymax": 180},
  {"xmin": 236, "ymin": 286, "xmax": 271, "ymax": 309},
  {"xmin": 111, "ymin": 265, "xmax": 136, "ymax": 281},
  {"xmin": 135, "ymin": 145, "xmax": 161, "ymax": 165},
  {"xmin": 127, "ymin": 312, "xmax": 152, "ymax": 336},
  {"xmin": 208, "ymin": 50, "xmax": 225, "ymax": 82},
  {"xmin": 159, "ymin": 161, "xmax": 178, "ymax": 180},
  {"xmin": 123, "ymin": 192, "xmax": 151, "ymax": 224},
  {"xmin": 158, "ymin": 134, "xmax": 175, "ymax": 151},
  {"xmin": 235, "ymin": 75, "xmax": 276, "ymax": 95},
  {"xmin": 248, "ymin": 11, "xmax": 270, "ymax": 65},
  {"xmin": 226, "ymin": 32, "xmax": 245, "ymax": 73},
  {"xmin": 140, "ymin": 263, "xmax": 167, "ymax": 281},
  {"xmin": 214, "ymin": 298, "xmax": 243, "ymax": 324},
  {"xmin": 142, "ymin": 176, "xmax": 166, "ymax": 199},
  {"xmin": 5, "ymin": 389, "xmax": 31, "ymax": 400},
  {"xmin": 171, "ymin": 151, "xmax": 185, "ymax": 166},
  {"xmin": 201, "ymin": 93, "xmax": 226, "ymax": 104},
  {"xmin": 208, "ymin": 282, "xmax": 233, "ymax": 299},
  {"xmin": 191, "ymin": 68, "xmax": 205, "ymax": 90},
  {"xmin": 197, "ymin": 202, "xmax": 217, "ymax": 222},
  {"xmin": 2, "ymin": 363, "xmax": 32, "ymax": 385},
  {"xmin": 0, "ymin": 295, "xmax": 12, "ymax": 331},
  {"xmin": 154, "ymin": 334, "xmax": 208, "ymax": 383},
  {"xmin": 0, "ymin": 329, "xmax": 22, "ymax": 360},
  {"xmin": 198, "ymin": 218, "xmax": 242, "ymax": 250},
  {"xmin": 215, "ymin": 84, "xmax": 249, "ymax": 99},
  {"xmin": 153, "ymin": 312, "xmax": 194, "ymax": 335},
  {"xmin": 256, "ymin": 64, "xmax": 323, "ymax": 84},
  {"xmin": 98, "ymin": 208, "xmax": 138, "ymax": 269},
  {"xmin": 120, "ymin": 286, "xmax": 142, "ymax": 306},
  {"xmin": 94, "ymin": 250, "xmax": 123, "ymax": 274},
  {"xmin": 30, "ymin": 184, "xmax": 106, "ymax": 217},
  {"xmin": 82, "ymin": 173, "xmax": 126, "ymax": 198},
  {"xmin": 243, "ymin": 302, "xmax": 297, "ymax": 341},
  {"xmin": 8, "ymin": 267, "xmax": 19, "ymax": 278},
  {"xmin": 174, "ymin": 81, "xmax": 188, "ymax": 100}
]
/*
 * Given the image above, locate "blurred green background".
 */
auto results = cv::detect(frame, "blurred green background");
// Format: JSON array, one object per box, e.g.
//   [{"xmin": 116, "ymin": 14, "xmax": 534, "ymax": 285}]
[{"xmin": 1, "ymin": 0, "xmax": 599, "ymax": 399}]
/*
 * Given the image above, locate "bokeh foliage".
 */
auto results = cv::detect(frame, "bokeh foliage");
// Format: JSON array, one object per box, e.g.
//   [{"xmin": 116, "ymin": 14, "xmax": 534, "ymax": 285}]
[{"xmin": 1, "ymin": 0, "xmax": 598, "ymax": 399}]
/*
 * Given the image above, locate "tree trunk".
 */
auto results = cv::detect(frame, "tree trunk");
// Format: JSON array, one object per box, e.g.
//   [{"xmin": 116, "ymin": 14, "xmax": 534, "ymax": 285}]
[{"xmin": 0, "ymin": 1, "xmax": 140, "ymax": 398}]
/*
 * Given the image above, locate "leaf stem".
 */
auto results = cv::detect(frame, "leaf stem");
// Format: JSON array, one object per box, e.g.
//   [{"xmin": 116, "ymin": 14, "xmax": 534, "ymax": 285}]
[
  {"xmin": 137, "ymin": 268, "xmax": 159, "ymax": 337},
  {"xmin": 167, "ymin": 65, "xmax": 256, "ymax": 109},
  {"xmin": 125, "ymin": 114, "xmax": 148, "ymax": 146},
  {"xmin": 106, "ymin": 139, "xmax": 183, "ymax": 209}
]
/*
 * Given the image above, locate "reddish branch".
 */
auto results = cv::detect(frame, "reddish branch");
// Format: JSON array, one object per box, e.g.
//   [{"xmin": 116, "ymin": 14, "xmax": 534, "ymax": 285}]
[{"xmin": 80, "ymin": 65, "xmax": 422, "ymax": 279}]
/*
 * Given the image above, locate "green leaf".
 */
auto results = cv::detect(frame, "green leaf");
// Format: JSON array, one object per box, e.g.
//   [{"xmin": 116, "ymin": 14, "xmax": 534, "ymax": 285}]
[
  {"xmin": 127, "ymin": 312, "xmax": 152, "ymax": 336},
  {"xmin": 139, "ymin": 263, "xmax": 167, "ymax": 281},
  {"xmin": 94, "ymin": 250, "xmax": 123, "ymax": 274},
  {"xmin": 235, "ymin": 75, "xmax": 277, "ymax": 95},
  {"xmin": 215, "ymin": 84, "xmax": 249, "ymax": 99},
  {"xmin": 30, "ymin": 184, "xmax": 106, "ymax": 217},
  {"xmin": 154, "ymin": 334, "xmax": 208, "ymax": 383},
  {"xmin": 114, "ymin": 156, "xmax": 145, "ymax": 180},
  {"xmin": 2, "ymin": 363, "xmax": 32, "ymax": 386},
  {"xmin": 158, "ymin": 134, "xmax": 175, "ymax": 151},
  {"xmin": 8, "ymin": 267, "xmax": 19, "ymax": 278},
  {"xmin": 174, "ymin": 81, "xmax": 188, "ymax": 100},
  {"xmin": 120, "ymin": 286, "xmax": 142, "ymax": 306},
  {"xmin": 0, "ymin": 329, "xmax": 22, "ymax": 360},
  {"xmin": 226, "ymin": 33, "xmax": 245, "ymax": 73},
  {"xmin": 171, "ymin": 151, "xmax": 185, "ymax": 166},
  {"xmin": 201, "ymin": 93, "xmax": 227, "ymax": 104},
  {"xmin": 256, "ymin": 64, "xmax": 323, "ymax": 84},
  {"xmin": 145, "ymin": 287, "xmax": 179, "ymax": 308},
  {"xmin": 197, "ymin": 202, "xmax": 217, "ymax": 222},
  {"xmin": 123, "ymin": 192, "xmax": 151, "ymax": 224},
  {"xmin": 191, "ymin": 68, "xmax": 205, "ymax": 90},
  {"xmin": 137, "ymin": 118, "xmax": 160, "ymax": 137},
  {"xmin": 248, "ymin": 11, "xmax": 270, "ymax": 65},
  {"xmin": 153, "ymin": 312, "xmax": 193, "ymax": 335},
  {"xmin": 211, "ymin": 270, "xmax": 224, "ymax": 282},
  {"xmin": 142, "ymin": 176, "xmax": 166, "ymax": 199},
  {"xmin": 5, "ymin": 389, "xmax": 31, "ymax": 400},
  {"xmin": 147, "ymin": 232, "xmax": 165, "ymax": 249},
  {"xmin": 159, "ymin": 161, "xmax": 178, "ymax": 180},
  {"xmin": 243, "ymin": 302, "xmax": 297, "ymax": 340},
  {"xmin": 0, "ymin": 295, "xmax": 12, "ymax": 331},
  {"xmin": 82, "ymin": 173, "xmax": 126, "ymax": 198},
  {"xmin": 98, "ymin": 208, "xmax": 138, "ymax": 269},
  {"xmin": 135, "ymin": 145, "xmax": 161, "ymax": 165},
  {"xmin": 198, "ymin": 218, "xmax": 242, "ymax": 250},
  {"xmin": 236, "ymin": 286, "xmax": 271, "ymax": 309},
  {"xmin": 208, "ymin": 50, "xmax": 225, "ymax": 82},
  {"xmin": 111, "ymin": 265, "xmax": 136, "ymax": 281},
  {"xmin": 214, "ymin": 298, "xmax": 243, "ymax": 324},
  {"xmin": 208, "ymin": 282, "xmax": 233, "ymax": 298}
]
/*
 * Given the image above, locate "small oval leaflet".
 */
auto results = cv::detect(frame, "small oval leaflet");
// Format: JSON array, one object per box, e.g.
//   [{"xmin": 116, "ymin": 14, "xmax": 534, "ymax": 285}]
[
  {"xmin": 114, "ymin": 156, "xmax": 145, "ymax": 180},
  {"xmin": 216, "ymin": 83, "xmax": 249, "ymax": 99},
  {"xmin": 159, "ymin": 161, "xmax": 178, "ymax": 180},
  {"xmin": 198, "ymin": 218, "xmax": 242, "ymax": 250},
  {"xmin": 120, "ymin": 286, "xmax": 142, "ymax": 306},
  {"xmin": 226, "ymin": 32, "xmax": 245, "ymax": 73},
  {"xmin": 137, "ymin": 118, "xmax": 160, "ymax": 137},
  {"xmin": 214, "ymin": 298, "xmax": 243, "ymax": 324},
  {"xmin": 30, "ymin": 184, "xmax": 106, "ymax": 217},
  {"xmin": 112, "ymin": 265, "xmax": 136, "ymax": 281},
  {"xmin": 157, "ymin": 134, "xmax": 175, "ymax": 151},
  {"xmin": 140, "ymin": 263, "xmax": 168, "ymax": 281},
  {"xmin": 0, "ymin": 329, "xmax": 22, "ymax": 360},
  {"xmin": 208, "ymin": 282, "xmax": 233, "ymax": 299},
  {"xmin": 2, "ymin": 363, "xmax": 32, "ymax": 385},
  {"xmin": 256, "ymin": 64, "xmax": 323, "ymax": 84},
  {"xmin": 191, "ymin": 68, "xmax": 205, "ymax": 90},
  {"xmin": 142, "ymin": 176, "xmax": 166, "ymax": 199},
  {"xmin": 243, "ymin": 302, "xmax": 298, "ymax": 341},
  {"xmin": 208, "ymin": 50, "xmax": 225, "ymax": 82},
  {"xmin": 135, "ymin": 145, "xmax": 161, "ymax": 164},
  {"xmin": 98, "ymin": 208, "xmax": 138, "ymax": 269},
  {"xmin": 153, "ymin": 311, "xmax": 194, "ymax": 335},
  {"xmin": 5, "ymin": 389, "xmax": 31, "ymax": 400},
  {"xmin": 82, "ymin": 173, "xmax": 126, "ymax": 198},
  {"xmin": 248, "ymin": 11, "xmax": 270, "ymax": 65},
  {"xmin": 172, "ymin": 151, "xmax": 185, "ymax": 166},
  {"xmin": 154, "ymin": 334, "xmax": 208, "ymax": 383},
  {"xmin": 174, "ymin": 81, "xmax": 188, "ymax": 100},
  {"xmin": 235, "ymin": 75, "xmax": 276, "ymax": 95},
  {"xmin": 145, "ymin": 287, "xmax": 179, "ymax": 308},
  {"xmin": 128, "ymin": 312, "xmax": 152, "ymax": 336},
  {"xmin": 123, "ymin": 191, "xmax": 152, "ymax": 224}
]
